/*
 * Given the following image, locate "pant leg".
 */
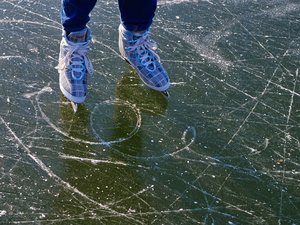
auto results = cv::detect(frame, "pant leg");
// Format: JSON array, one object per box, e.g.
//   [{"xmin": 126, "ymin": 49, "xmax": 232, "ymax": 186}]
[
  {"xmin": 118, "ymin": 0, "xmax": 157, "ymax": 32},
  {"xmin": 61, "ymin": 0, "xmax": 97, "ymax": 32}
]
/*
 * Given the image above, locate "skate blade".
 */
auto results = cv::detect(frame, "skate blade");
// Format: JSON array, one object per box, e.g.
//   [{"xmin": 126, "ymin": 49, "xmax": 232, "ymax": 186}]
[
  {"xmin": 71, "ymin": 102, "xmax": 78, "ymax": 113},
  {"xmin": 161, "ymin": 91, "xmax": 170, "ymax": 98}
]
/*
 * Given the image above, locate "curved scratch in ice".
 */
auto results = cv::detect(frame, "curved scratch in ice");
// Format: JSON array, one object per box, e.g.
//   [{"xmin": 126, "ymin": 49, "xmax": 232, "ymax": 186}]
[
  {"xmin": 24, "ymin": 86, "xmax": 101, "ymax": 145},
  {"xmin": 142, "ymin": 126, "xmax": 196, "ymax": 159},
  {"xmin": 0, "ymin": 116, "xmax": 138, "ymax": 221},
  {"xmin": 90, "ymin": 99, "xmax": 142, "ymax": 146},
  {"xmin": 25, "ymin": 85, "xmax": 142, "ymax": 146}
]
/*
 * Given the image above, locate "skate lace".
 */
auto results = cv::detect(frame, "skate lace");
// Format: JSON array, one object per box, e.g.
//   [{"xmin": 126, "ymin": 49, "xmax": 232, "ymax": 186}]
[
  {"xmin": 126, "ymin": 32, "xmax": 160, "ymax": 72},
  {"xmin": 56, "ymin": 42, "xmax": 93, "ymax": 80}
]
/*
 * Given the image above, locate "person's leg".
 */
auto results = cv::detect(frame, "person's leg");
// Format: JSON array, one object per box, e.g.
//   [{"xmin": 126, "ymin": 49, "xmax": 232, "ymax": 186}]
[
  {"xmin": 61, "ymin": 0, "xmax": 97, "ymax": 32},
  {"xmin": 118, "ymin": 0, "xmax": 157, "ymax": 32},
  {"xmin": 118, "ymin": 0, "xmax": 170, "ymax": 94}
]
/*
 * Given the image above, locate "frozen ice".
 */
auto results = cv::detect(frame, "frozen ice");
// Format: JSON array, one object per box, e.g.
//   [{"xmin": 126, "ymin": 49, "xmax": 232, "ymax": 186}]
[{"xmin": 0, "ymin": 0, "xmax": 300, "ymax": 224}]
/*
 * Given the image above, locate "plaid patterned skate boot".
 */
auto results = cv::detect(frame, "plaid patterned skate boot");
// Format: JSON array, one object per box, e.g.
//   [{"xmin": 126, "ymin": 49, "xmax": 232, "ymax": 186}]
[
  {"xmin": 118, "ymin": 24, "xmax": 170, "ymax": 94},
  {"xmin": 56, "ymin": 28, "xmax": 93, "ymax": 107}
]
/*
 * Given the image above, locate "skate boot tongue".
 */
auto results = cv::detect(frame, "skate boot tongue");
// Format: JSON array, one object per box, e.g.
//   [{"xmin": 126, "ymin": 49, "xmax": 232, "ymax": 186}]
[{"xmin": 68, "ymin": 28, "xmax": 87, "ymax": 43}]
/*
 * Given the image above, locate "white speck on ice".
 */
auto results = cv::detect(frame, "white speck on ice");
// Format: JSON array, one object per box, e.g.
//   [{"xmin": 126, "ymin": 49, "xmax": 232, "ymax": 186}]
[{"xmin": 0, "ymin": 210, "xmax": 7, "ymax": 217}]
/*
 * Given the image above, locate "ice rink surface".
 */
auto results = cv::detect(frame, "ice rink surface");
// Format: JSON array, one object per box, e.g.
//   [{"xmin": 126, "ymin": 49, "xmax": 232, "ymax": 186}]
[{"xmin": 0, "ymin": 0, "xmax": 300, "ymax": 224}]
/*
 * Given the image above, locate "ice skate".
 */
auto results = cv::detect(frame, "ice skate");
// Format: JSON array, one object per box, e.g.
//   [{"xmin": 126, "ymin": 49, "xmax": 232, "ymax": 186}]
[
  {"xmin": 118, "ymin": 24, "xmax": 170, "ymax": 96},
  {"xmin": 56, "ymin": 28, "xmax": 93, "ymax": 112}
]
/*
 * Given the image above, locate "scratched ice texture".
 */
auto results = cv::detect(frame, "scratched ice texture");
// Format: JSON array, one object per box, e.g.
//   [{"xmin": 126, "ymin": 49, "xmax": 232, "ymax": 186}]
[{"xmin": 0, "ymin": 0, "xmax": 300, "ymax": 224}]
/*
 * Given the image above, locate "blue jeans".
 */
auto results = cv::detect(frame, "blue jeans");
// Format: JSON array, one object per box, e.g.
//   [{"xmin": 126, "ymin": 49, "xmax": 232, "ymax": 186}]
[{"xmin": 61, "ymin": 0, "xmax": 157, "ymax": 32}]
